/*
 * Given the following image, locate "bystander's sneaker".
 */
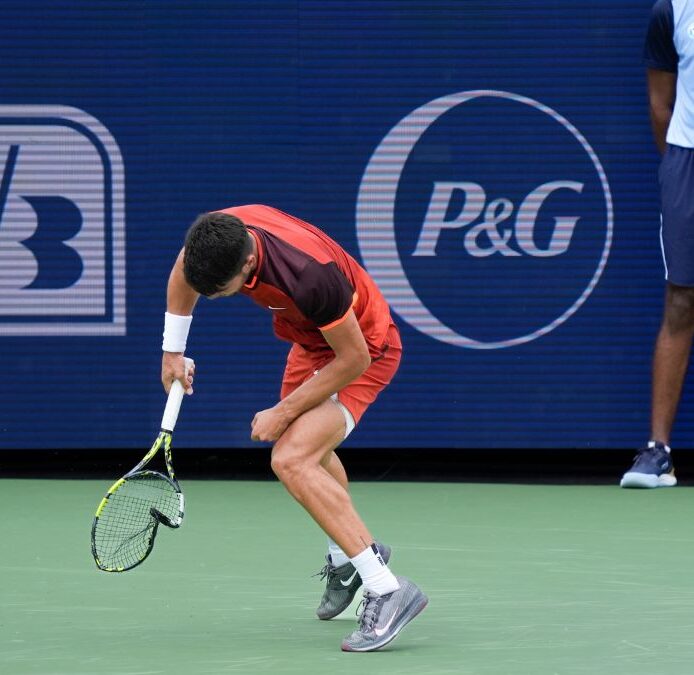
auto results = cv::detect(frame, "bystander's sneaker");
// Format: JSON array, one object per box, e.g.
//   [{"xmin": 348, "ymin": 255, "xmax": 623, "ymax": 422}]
[
  {"xmin": 315, "ymin": 542, "xmax": 391, "ymax": 620},
  {"xmin": 620, "ymin": 441, "xmax": 677, "ymax": 488},
  {"xmin": 341, "ymin": 576, "xmax": 428, "ymax": 652}
]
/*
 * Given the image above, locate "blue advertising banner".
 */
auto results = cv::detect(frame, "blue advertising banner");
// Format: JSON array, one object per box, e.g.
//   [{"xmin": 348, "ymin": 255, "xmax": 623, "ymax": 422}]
[{"xmin": 0, "ymin": 1, "xmax": 679, "ymax": 449}]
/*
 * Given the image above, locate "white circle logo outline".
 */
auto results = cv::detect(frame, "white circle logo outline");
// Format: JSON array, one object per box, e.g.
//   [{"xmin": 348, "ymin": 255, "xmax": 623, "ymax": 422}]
[{"xmin": 356, "ymin": 89, "xmax": 614, "ymax": 349}]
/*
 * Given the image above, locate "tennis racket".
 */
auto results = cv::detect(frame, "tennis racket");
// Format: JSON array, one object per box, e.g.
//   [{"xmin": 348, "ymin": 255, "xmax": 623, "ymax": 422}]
[{"xmin": 91, "ymin": 357, "xmax": 194, "ymax": 572}]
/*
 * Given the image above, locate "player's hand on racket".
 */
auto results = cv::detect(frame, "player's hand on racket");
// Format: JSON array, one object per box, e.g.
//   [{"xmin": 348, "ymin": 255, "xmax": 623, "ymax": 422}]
[
  {"xmin": 251, "ymin": 405, "xmax": 291, "ymax": 442},
  {"xmin": 162, "ymin": 351, "xmax": 195, "ymax": 394}
]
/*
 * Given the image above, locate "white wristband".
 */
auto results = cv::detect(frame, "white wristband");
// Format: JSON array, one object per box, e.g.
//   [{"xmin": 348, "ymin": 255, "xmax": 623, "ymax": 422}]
[{"xmin": 162, "ymin": 312, "xmax": 193, "ymax": 352}]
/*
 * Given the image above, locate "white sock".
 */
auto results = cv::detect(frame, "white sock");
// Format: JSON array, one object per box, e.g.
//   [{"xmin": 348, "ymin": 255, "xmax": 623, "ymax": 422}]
[
  {"xmin": 649, "ymin": 440, "xmax": 672, "ymax": 453},
  {"xmin": 350, "ymin": 543, "xmax": 400, "ymax": 596},
  {"xmin": 327, "ymin": 538, "xmax": 350, "ymax": 567}
]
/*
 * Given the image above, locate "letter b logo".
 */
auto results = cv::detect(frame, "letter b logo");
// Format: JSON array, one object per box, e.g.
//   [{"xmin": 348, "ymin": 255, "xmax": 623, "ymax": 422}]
[{"xmin": 0, "ymin": 106, "xmax": 125, "ymax": 335}]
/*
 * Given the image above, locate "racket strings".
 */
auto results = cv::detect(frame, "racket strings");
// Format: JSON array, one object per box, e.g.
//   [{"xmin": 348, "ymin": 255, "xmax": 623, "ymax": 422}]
[{"xmin": 93, "ymin": 473, "xmax": 180, "ymax": 570}]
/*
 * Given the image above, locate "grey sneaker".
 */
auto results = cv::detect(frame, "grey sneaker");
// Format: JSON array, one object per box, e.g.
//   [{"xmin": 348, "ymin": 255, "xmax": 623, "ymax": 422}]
[
  {"xmin": 341, "ymin": 576, "xmax": 428, "ymax": 652},
  {"xmin": 315, "ymin": 542, "xmax": 391, "ymax": 620}
]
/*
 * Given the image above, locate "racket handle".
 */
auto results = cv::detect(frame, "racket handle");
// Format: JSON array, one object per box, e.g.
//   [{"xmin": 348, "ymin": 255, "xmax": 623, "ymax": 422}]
[{"xmin": 161, "ymin": 356, "xmax": 194, "ymax": 433}]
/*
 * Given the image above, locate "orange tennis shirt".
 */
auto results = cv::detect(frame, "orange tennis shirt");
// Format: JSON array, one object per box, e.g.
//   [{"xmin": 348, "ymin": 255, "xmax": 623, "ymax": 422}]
[{"xmin": 218, "ymin": 204, "xmax": 392, "ymax": 357}]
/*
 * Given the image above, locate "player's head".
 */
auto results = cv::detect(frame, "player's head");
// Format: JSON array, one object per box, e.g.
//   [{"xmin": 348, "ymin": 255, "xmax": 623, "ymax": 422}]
[{"xmin": 183, "ymin": 212, "xmax": 255, "ymax": 297}]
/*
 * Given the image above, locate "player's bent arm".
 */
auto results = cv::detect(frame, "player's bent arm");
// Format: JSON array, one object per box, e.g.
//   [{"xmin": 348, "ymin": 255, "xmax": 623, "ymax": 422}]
[
  {"xmin": 275, "ymin": 310, "xmax": 371, "ymax": 424},
  {"xmin": 162, "ymin": 247, "xmax": 199, "ymax": 393},
  {"xmin": 647, "ymin": 68, "xmax": 676, "ymax": 155},
  {"xmin": 167, "ymin": 247, "xmax": 200, "ymax": 316}
]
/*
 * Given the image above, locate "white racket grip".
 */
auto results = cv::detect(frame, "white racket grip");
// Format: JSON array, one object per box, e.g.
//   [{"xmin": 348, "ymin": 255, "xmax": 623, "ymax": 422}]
[{"xmin": 161, "ymin": 357, "xmax": 194, "ymax": 433}]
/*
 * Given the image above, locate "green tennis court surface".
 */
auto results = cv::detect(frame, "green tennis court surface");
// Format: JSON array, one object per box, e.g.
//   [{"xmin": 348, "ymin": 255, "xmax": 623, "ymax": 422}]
[{"xmin": 1, "ymin": 479, "xmax": 693, "ymax": 675}]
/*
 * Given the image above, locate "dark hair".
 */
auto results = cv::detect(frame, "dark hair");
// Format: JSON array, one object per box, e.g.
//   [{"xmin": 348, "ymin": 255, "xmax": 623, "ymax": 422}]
[{"xmin": 183, "ymin": 212, "xmax": 252, "ymax": 295}]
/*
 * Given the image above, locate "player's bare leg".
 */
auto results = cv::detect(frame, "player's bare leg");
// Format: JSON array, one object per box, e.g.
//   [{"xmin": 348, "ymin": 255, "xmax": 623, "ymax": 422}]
[
  {"xmin": 321, "ymin": 450, "xmax": 349, "ymax": 491},
  {"xmin": 276, "ymin": 412, "xmax": 390, "ymax": 619},
  {"xmin": 271, "ymin": 398, "xmax": 425, "ymax": 649},
  {"xmin": 321, "ymin": 445, "xmax": 354, "ymax": 556},
  {"xmin": 320, "ymin": 450, "xmax": 354, "ymax": 561},
  {"xmin": 271, "ymin": 398, "xmax": 371, "ymax": 555}
]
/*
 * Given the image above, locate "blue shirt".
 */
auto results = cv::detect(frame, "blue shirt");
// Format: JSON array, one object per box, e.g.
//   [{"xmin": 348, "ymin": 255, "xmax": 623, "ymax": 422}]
[{"xmin": 645, "ymin": 0, "xmax": 694, "ymax": 147}]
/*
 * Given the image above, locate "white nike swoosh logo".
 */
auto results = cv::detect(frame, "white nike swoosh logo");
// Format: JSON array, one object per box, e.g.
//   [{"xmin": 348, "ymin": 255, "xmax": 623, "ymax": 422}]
[
  {"xmin": 268, "ymin": 306, "xmax": 286, "ymax": 310},
  {"xmin": 374, "ymin": 611, "xmax": 397, "ymax": 636},
  {"xmin": 340, "ymin": 571, "xmax": 359, "ymax": 587}
]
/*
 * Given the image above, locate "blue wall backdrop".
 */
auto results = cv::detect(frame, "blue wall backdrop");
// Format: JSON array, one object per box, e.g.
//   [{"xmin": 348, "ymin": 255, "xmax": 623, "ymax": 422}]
[{"xmin": 0, "ymin": 1, "xmax": 681, "ymax": 450}]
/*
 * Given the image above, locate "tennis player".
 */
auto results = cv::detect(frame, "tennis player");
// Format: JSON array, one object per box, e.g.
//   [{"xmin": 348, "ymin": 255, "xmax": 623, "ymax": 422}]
[{"xmin": 161, "ymin": 204, "xmax": 427, "ymax": 652}]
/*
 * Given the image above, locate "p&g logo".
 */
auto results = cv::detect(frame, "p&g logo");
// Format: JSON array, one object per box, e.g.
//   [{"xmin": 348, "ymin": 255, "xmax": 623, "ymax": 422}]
[
  {"xmin": 0, "ymin": 105, "xmax": 125, "ymax": 335},
  {"xmin": 356, "ymin": 90, "xmax": 613, "ymax": 349},
  {"xmin": 413, "ymin": 180, "xmax": 583, "ymax": 259}
]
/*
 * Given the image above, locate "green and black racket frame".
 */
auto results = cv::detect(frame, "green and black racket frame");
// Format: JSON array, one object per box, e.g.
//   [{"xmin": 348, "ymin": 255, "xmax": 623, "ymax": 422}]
[{"xmin": 91, "ymin": 357, "xmax": 194, "ymax": 572}]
